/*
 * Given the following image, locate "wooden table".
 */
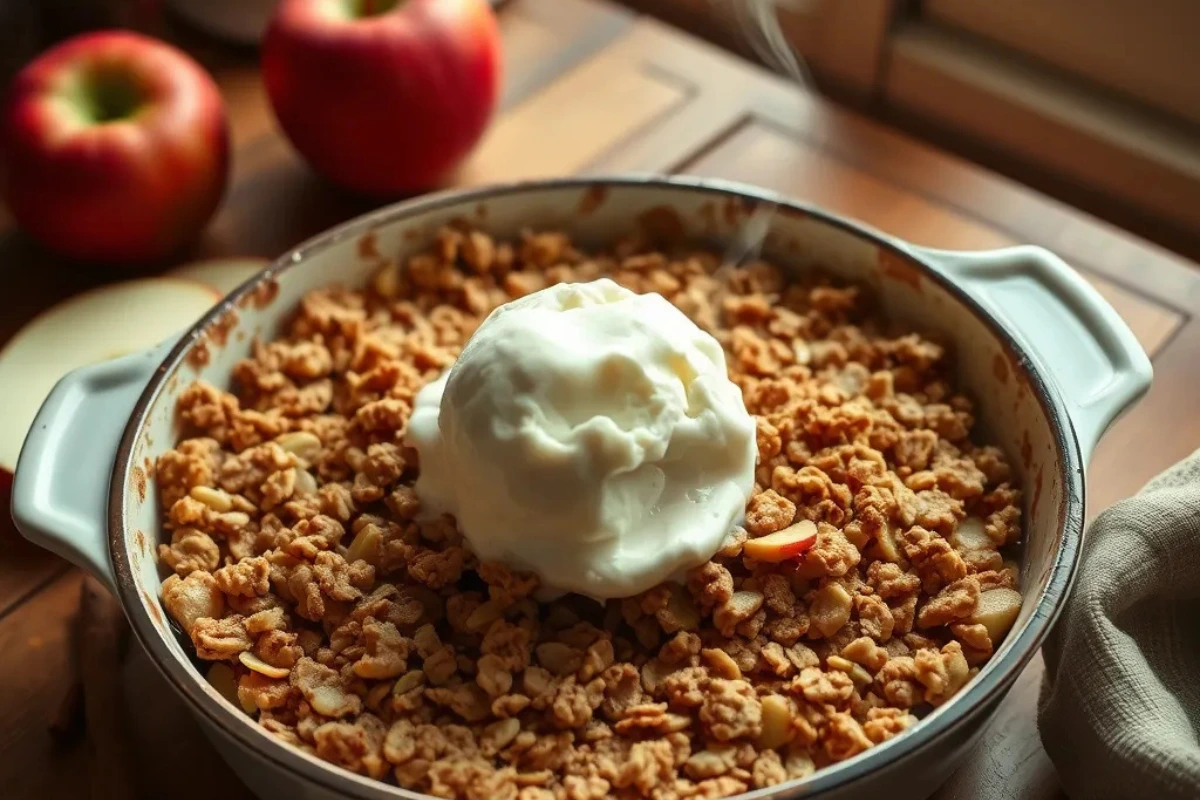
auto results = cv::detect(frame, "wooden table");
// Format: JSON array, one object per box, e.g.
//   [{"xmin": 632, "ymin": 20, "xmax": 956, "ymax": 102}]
[{"xmin": 2, "ymin": 1, "xmax": 1198, "ymax": 797}]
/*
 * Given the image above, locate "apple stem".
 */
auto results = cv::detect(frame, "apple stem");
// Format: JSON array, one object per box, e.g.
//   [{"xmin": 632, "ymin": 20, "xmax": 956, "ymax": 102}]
[
  {"xmin": 344, "ymin": 0, "xmax": 401, "ymax": 18},
  {"xmin": 66, "ymin": 68, "xmax": 145, "ymax": 125}
]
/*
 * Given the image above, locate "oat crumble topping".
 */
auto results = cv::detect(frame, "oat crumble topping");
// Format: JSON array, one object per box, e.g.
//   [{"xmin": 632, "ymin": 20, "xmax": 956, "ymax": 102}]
[{"xmin": 157, "ymin": 225, "xmax": 1023, "ymax": 800}]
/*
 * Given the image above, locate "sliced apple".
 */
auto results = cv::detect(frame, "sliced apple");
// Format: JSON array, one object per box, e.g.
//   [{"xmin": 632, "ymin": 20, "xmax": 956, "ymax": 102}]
[
  {"xmin": 239, "ymin": 650, "xmax": 291, "ymax": 679},
  {"xmin": 0, "ymin": 277, "xmax": 221, "ymax": 482},
  {"xmin": 950, "ymin": 517, "xmax": 1003, "ymax": 572},
  {"xmin": 344, "ymin": 523, "xmax": 383, "ymax": 567},
  {"xmin": 743, "ymin": 519, "xmax": 818, "ymax": 563},
  {"xmin": 757, "ymin": 694, "xmax": 795, "ymax": 749},
  {"xmin": 810, "ymin": 582, "xmax": 853, "ymax": 638},
  {"xmin": 967, "ymin": 587, "xmax": 1023, "ymax": 644},
  {"xmin": 873, "ymin": 524, "xmax": 904, "ymax": 563},
  {"xmin": 168, "ymin": 257, "xmax": 268, "ymax": 296},
  {"xmin": 205, "ymin": 662, "xmax": 240, "ymax": 707},
  {"xmin": 949, "ymin": 517, "xmax": 991, "ymax": 551}
]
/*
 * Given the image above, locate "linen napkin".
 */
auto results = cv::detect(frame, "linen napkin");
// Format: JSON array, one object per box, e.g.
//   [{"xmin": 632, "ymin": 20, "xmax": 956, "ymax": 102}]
[{"xmin": 1039, "ymin": 448, "xmax": 1200, "ymax": 798}]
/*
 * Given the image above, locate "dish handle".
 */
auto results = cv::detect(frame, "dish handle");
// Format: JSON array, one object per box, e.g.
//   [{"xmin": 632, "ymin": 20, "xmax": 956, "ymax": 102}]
[
  {"xmin": 911, "ymin": 244, "xmax": 1152, "ymax": 463},
  {"xmin": 11, "ymin": 340, "xmax": 173, "ymax": 595}
]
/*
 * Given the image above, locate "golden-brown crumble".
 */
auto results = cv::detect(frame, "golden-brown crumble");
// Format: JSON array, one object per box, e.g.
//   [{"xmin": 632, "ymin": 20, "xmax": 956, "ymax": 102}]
[{"xmin": 157, "ymin": 225, "xmax": 1023, "ymax": 799}]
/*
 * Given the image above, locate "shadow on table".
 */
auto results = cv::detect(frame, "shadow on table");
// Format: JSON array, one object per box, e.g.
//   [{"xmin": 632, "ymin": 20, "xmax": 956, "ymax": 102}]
[{"xmin": 122, "ymin": 644, "xmax": 256, "ymax": 800}]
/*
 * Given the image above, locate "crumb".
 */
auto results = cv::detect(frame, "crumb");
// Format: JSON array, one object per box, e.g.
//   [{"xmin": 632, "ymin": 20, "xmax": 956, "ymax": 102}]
[{"xmin": 156, "ymin": 226, "xmax": 1022, "ymax": 799}]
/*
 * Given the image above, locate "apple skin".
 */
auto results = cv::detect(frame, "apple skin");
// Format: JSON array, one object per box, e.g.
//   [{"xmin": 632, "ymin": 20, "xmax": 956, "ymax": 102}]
[
  {"xmin": 0, "ymin": 32, "xmax": 230, "ymax": 264},
  {"xmin": 743, "ymin": 521, "xmax": 819, "ymax": 563},
  {"xmin": 262, "ymin": 0, "xmax": 501, "ymax": 195}
]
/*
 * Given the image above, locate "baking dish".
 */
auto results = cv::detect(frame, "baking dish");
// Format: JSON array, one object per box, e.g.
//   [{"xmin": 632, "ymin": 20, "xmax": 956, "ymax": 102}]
[{"xmin": 12, "ymin": 176, "xmax": 1151, "ymax": 800}]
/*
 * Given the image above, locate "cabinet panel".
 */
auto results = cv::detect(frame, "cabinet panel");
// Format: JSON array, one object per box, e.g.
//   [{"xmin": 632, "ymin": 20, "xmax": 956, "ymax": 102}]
[{"xmin": 925, "ymin": 0, "xmax": 1200, "ymax": 127}]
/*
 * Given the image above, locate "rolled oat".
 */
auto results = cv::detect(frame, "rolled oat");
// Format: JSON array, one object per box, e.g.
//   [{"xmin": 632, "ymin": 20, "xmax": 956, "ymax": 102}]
[{"xmin": 156, "ymin": 225, "xmax": 1022, "ymax": 799}]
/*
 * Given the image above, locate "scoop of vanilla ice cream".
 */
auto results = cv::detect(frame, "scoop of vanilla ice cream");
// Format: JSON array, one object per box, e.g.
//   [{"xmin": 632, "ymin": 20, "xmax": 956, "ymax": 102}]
[{"xmin": 406, "ymin": 278, "xmax": 756, "ymax": 599}]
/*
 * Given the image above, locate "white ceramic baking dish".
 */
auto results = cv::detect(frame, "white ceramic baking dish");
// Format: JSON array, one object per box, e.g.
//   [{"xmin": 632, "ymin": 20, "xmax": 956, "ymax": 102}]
[{"xmin": 12, "ymin": 176, "xmax": 1150, "ymax": 800}]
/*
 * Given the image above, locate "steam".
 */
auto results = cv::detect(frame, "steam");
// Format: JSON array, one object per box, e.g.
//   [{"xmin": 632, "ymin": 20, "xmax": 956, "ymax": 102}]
[
  {"xmin": 726, "ymin": 0, "xmax": 815, "ymax": 87},
  {"xmin": 711, "ymin": 0, "xmax": 814, "ymax": 300}
]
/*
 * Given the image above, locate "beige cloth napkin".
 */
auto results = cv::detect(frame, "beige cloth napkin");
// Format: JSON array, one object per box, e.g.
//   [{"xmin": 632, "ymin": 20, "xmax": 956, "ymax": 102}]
[{"xmin": 1039, "ymin": 449, "xmax": 1200, "ymax": 799}]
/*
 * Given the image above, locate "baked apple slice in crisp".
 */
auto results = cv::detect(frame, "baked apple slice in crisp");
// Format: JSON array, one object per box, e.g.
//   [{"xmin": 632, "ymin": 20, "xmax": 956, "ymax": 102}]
[{"xmin": 743, "ymin": 519, "xmax": 818, "ymax": 563}]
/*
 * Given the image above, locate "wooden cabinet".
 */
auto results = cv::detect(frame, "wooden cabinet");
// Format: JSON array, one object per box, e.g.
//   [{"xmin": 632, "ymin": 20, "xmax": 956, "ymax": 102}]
[
  {"xmin": 885, "ymin": 1, "xmax": 1200, "ymax": 261},
  {"xmin": 616, "ymin": 0, "xmax": 894, "ymax": 96},
  {"xmin": 923, "ymin": 0, "xmax": 1200, "ymax": 128},
  {"xmin": 614, "ymin": 0, "xmax": 1200, "ymax": 261}
]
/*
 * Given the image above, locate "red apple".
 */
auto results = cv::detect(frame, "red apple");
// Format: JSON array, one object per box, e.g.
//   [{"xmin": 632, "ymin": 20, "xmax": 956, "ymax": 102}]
[
  {"xmin": 1, "ymin": 31, "xmax": 229, "ymax": 263},
  {"xmin": 262, "ymin": 0, "xmax": 501, "ymax": 195}
]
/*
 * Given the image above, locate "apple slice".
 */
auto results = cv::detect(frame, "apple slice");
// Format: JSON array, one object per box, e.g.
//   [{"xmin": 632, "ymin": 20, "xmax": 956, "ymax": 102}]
[
  {"xmin": 950, "ymin": 516, "xmax": 1003, "ymax": 572},
  {"xmin": 967, "ymin": 587, "xmax": 1023, "ymax": 644},
  {"xmin": 743, "ymin": 519, "xmax": 818, "ymax": 563},
  {"xmin": 0, "ymin": 277, "xmax": 221, "ymax": 484},
  {"xmin": 205, "ymin": 662, "xmax": 241, "ymax": 707},
  {"xmin": 949, "ymin": 517, "xmax": 991, "ymax": 551},
  {"xmin": 168, "ymin": 257, "xmax": 268, "ymax": 296}
]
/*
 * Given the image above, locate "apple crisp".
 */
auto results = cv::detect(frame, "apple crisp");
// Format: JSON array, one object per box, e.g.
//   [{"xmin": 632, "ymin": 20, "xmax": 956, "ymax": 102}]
[{"xmin": 156, "ymin": 225, "xmax": 1023, "ymax": 800}]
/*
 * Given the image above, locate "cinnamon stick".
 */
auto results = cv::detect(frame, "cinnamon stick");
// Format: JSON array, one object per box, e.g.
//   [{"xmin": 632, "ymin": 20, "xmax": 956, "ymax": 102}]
[{"xmin": 78, "ymin": 575, "xmax": 136, "ymax": 800}]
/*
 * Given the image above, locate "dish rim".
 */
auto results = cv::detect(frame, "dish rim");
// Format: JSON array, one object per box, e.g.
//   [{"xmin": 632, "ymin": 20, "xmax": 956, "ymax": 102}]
[{"xmin": 108, "ymin": 174, "xmax": 1084, "ymax": 800}]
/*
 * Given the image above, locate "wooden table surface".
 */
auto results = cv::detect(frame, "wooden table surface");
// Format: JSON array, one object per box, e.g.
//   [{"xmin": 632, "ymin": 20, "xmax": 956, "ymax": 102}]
[{"xmin": 3, "ymin": 1, "xmax": 1198, "ymax": 798}]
